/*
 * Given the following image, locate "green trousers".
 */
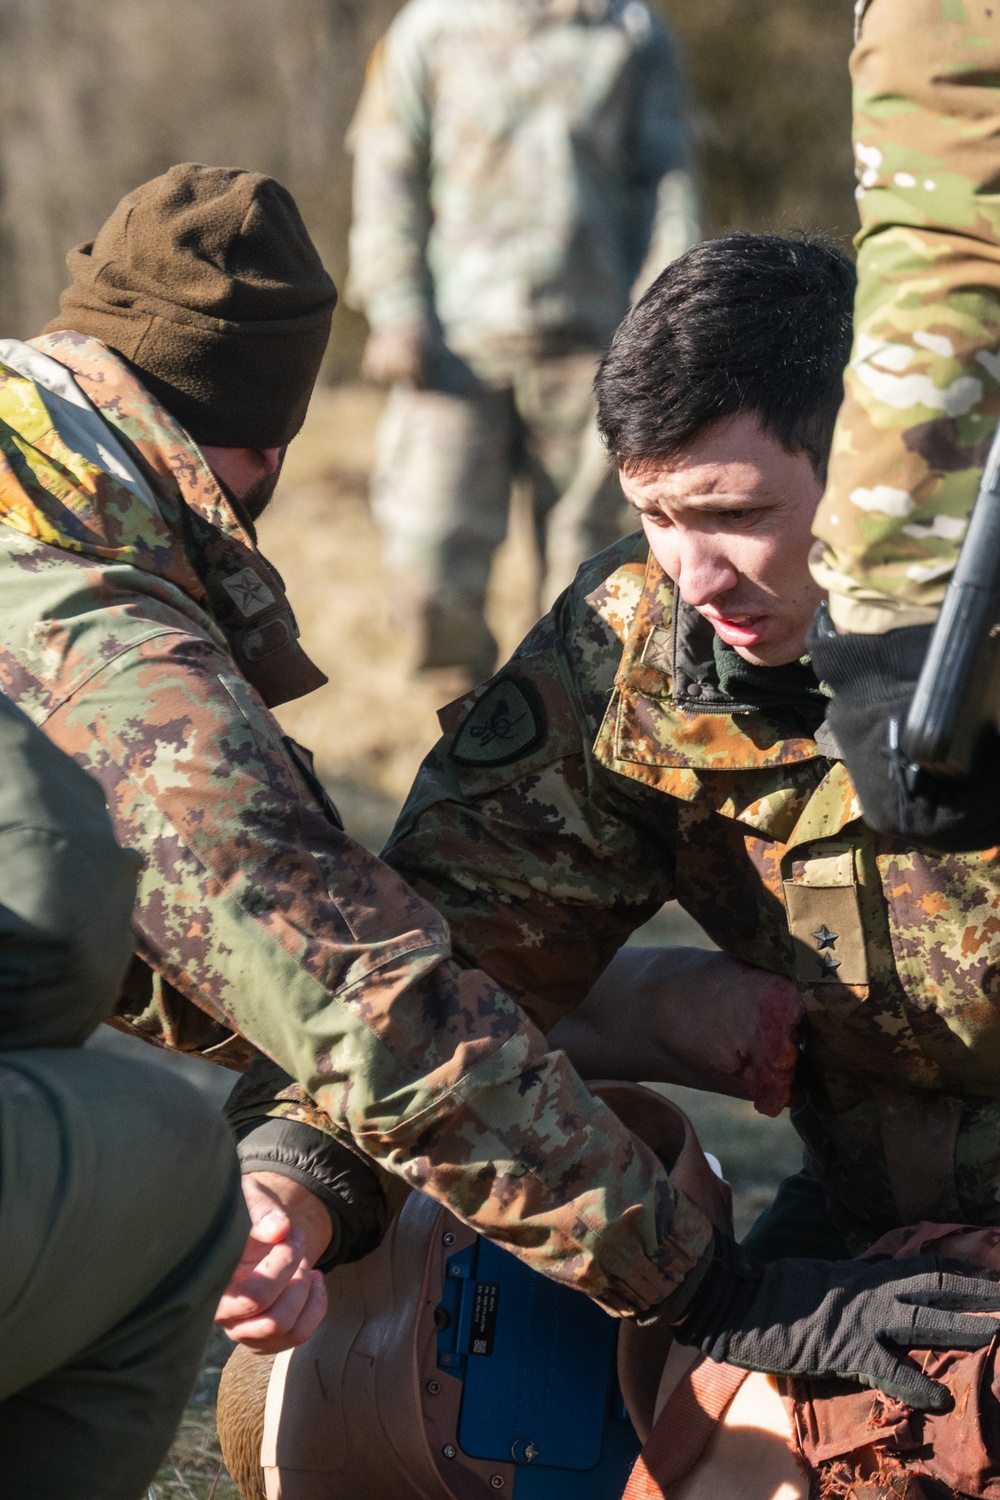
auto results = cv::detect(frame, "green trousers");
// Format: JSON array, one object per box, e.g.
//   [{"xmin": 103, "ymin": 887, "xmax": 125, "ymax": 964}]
[{"xmin": 0, "ymin": 1047, "xmax": 247, "ymax": 1499}]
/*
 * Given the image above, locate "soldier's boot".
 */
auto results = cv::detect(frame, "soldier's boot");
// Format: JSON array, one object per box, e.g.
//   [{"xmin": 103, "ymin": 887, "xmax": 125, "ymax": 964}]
[{"xmin": 417, "ymin": 594, "xmax": 498, "ymax": 684}]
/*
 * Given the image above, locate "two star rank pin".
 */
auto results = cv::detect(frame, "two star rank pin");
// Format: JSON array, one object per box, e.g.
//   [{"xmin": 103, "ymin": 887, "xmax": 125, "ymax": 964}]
[{"xmin": 811, "ymin": 925, "xmax": 840, "ymax": 976}]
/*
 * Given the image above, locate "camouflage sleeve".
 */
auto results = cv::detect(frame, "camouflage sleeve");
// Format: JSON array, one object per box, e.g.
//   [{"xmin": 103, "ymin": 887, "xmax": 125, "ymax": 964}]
[
  {"xmin": 812, "ymin": 0, "xmax": 1000, "ymax": 633},
  {"xmin": 384, "ymin": 573, "xmax": 679, "ymax": 1037},
  {"xmin": 344, "ymin": 21, "xmax": 435, "ymax": 333},
  {"xmin": 47, "ymin": 629, "xmax": 708, "ymax": 1314}
]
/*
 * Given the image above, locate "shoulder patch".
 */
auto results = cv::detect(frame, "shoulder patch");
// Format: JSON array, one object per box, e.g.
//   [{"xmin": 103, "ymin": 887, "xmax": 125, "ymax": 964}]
[{"xmin": 450, "ymin": 676, "xmax": 546, "ymax": 768}]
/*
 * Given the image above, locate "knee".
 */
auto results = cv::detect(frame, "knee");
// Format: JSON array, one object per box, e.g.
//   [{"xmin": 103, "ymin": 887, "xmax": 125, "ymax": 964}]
[{"xmin": 39, "ymin": 1047, "xmax": 246, "ymax": 1259}]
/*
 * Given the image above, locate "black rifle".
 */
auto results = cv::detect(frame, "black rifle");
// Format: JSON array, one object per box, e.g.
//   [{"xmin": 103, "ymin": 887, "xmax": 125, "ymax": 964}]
[{"xmin": 901, "ymin": 422, "xmax": 1000, "ymax": 777}]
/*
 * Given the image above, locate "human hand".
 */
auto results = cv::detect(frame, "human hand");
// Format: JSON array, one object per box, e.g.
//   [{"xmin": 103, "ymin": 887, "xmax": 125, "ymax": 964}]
[
  {"xmin": 214, "ymin": 1172, "xmax": 332, "ymax": 1354},
  {"xmin": 361, "ymin": 324, "xmax": 433, "ymax": 387},
  {"xmin": 671, "ymin": 1230, "xmax": 1000, "ymax": 1411}
]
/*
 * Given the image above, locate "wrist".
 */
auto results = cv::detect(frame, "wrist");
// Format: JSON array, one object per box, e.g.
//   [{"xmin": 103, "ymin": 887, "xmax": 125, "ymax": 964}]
[
  {"xmin": 235, "ymin": 1116, "xmax": 386, "ymax": 1270},
  {"xmin": 242, "ymin": 1169, "xmax": 334, "ymax": 1270},
  {"xmin": 668, "ymin": 1230, "xmax": 761, "ymax": 1354}
]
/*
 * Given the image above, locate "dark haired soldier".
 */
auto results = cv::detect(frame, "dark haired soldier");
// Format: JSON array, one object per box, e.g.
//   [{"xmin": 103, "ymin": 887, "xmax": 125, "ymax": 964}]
[
  {"xmin": 2, "ymin": 178, "xmax": 995, "ymax": 1406},
  {"xmin": 387, "ymin": 230, "xmax": 1000, "ymax": 1356}
]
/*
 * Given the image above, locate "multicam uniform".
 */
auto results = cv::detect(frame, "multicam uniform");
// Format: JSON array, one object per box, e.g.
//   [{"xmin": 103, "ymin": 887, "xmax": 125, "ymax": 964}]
[
  {"xmin": 0, "ymin": 330, "xmax": 712, "ymax": 1314},
  {"xmin": 347, "ymin": 0, "xmax": 697, "ymax": 677},
  {"xmin": 386, "ymin": 534, "xmax": 1000, "ymax": 1249},
  {"xmin": 813, "ymin": 0, "xmax": 1000, "ymax": 633}
]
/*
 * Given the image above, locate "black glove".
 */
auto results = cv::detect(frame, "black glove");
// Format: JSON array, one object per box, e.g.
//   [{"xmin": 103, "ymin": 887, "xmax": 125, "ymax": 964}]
[
  {"xmin": 807, "ymin": 609, "xmax": 1000, "ymax": 851},
  {"xmin": 668, "ymin": 1230, "xmax": 1000, "ymax": 1411}
]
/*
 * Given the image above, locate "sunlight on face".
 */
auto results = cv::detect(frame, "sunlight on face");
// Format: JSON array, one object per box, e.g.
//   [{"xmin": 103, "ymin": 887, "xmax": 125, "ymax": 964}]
[{"xmin": 619, "ymin": 412, "xmax": 825, "ymax": 668}]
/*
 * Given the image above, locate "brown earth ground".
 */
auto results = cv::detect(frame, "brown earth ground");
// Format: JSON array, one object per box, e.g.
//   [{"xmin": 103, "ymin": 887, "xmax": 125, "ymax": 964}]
[{"xmin": 146, "ymin": 386, "xmax": 800, "ymax": 1497}]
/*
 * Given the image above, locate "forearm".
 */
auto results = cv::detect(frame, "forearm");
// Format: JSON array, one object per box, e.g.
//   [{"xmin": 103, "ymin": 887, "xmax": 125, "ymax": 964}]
[
  {"xmin": 345, "ymin": 45, "xmax": 434, "ymax": 331},
  {"xmin": 550, "ymin": 946, "xmax": 803, "ymax": 1117},
  {"xmin": 812, "ymin": 0, "xmax": 1000, "ymax": 635},
  {"xmin": 53, "ymin": 637, "xmax": 707, "ymax": 1315},
  {"xmin": 345, "ymin": 146, "xmax": 435, "ymax": 333}
]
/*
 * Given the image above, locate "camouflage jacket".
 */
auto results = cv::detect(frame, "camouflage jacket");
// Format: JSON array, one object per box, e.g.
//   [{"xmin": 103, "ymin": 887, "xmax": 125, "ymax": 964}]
[
  {"xmin": 346, "ymin": 0, "xmax": 697, "ymax": 372},
  {"xmin": 0, "ymin": 331, "xmax": 710, "ymax": 1311},
  {"xmin": 814, "ymin": 0, "xmax": 1000, "ymax": 633},
  {"xmin": 387, "ymin": 535, "xmax": 1000, "ymax": 1248}
]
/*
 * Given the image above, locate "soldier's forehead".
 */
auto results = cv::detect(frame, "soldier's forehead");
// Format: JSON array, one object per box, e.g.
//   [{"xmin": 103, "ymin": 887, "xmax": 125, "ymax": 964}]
[
  {"xmin": 620, "ymin": 455, "xmax": 783, "ymax": 510},
  {"xmin": 619, "ymin": 415, "xmax": 817, "ymax": 510}
]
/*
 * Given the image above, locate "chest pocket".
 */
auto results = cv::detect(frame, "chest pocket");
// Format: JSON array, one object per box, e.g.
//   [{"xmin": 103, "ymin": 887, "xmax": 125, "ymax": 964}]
[{"xmin": 783, "ymin": 851, "xmax": 869, "ymax": 987}]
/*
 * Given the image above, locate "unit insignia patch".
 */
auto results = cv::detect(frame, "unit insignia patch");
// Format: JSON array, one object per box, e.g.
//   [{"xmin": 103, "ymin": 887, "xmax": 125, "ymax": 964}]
[{"xmin": 451, "ymin": 677, "xmax": 546, "ymax": 768}]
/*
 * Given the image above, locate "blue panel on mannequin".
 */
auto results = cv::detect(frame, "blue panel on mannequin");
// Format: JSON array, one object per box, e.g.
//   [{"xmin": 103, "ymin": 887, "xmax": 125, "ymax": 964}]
[{"xmin": 436, "ymin": 1235, "xmax": 641, "ymax": 1497}]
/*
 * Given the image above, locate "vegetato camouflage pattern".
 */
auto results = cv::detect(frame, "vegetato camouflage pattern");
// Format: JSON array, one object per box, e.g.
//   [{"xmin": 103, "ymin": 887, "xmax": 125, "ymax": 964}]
[
  {"xmin": 387, "ymin": 535, "xmax": 1000, "ymax": 1248},
  {"xmin": 813, "ymin": 0, "xmax": 1000, "ymax": 633},
  {"xmin": 0, "ymin": 332, "xmax": 712, "ymax": 1315},
  {"xmin": 345, "ymin": 0, "xmax": 697, "ymax": 367}
]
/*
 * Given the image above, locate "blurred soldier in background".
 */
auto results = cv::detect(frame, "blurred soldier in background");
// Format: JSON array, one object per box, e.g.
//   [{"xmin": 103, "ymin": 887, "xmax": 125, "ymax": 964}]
[
  {"xmin": 0, "ymin": 691, "xmax": 245, "ymax": 1499},
  {"xmin": 809, "ymin": 0, "xmax": 1000, "ymax": 848},
  {"xmin": 347, "ymin": 0, "xmax": 698, "ymax": 684}
]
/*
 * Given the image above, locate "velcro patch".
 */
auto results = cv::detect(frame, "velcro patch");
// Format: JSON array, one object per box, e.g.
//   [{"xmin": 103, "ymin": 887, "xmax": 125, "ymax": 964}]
[{"xmin": 451, "ymin": 676, "xmax": 546, "ymax": 768}]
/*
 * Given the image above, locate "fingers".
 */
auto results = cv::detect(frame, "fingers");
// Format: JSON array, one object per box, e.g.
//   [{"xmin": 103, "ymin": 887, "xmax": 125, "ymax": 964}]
[
  {"xmin": 884, "ymin": 1314, "xmax": 1000, "ymax": 1351},
  {"xmin": 215, "ymin": 1230, "xmax": 306, "ymax": 1325},
  {"xmin": 221, "ymin": 1265, "xmax": 327, "ymax": 1355},
  {"xmin": 862, "ymin": 1364, "xmax": 952, "ymax": 1413},
  {"xmin": 240, "ymin": 1177, "xmax": 294, "ymax": 1240},
  {"xmin": 904, "ymin": 1290, "xmax": 1000, "ymax": 1312}
]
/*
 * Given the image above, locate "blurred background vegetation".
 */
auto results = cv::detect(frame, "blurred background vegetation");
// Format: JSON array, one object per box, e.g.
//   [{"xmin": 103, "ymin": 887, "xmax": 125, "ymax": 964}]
[{"xmin": 0, "ymin": 0, "xmax": 856, "ymax": 375}]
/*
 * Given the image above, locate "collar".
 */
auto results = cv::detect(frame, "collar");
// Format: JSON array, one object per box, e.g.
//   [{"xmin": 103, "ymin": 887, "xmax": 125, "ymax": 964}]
[
  {"xmin": 29, "ymin": 331, "xmax": 325, "ymax": 709},
  {"xmin": 603, "ymin": 551, "xmax": 827, "ymax": 770},
  {"xmin": 590, "ymin": 551, "xmax": 859, "ymax": 840}
]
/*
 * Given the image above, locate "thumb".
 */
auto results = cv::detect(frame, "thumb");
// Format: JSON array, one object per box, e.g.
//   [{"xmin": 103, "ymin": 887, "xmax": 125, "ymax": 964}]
[{"xmin": 241, "ymin": 1175, "xmax": 292, "ymax": 1245}]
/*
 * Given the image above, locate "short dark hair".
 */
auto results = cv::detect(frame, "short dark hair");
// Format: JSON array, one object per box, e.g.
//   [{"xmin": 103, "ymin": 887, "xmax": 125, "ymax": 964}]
[{"xmin": 595, "ymin": 232, "xmax": 856, "ymax": 480}]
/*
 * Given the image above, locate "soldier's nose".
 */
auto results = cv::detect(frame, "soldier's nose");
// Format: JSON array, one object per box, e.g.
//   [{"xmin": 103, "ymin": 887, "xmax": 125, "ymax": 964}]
[{"xmin": 675, "ymin": 546, "xmax": 740, "ymax": 609}]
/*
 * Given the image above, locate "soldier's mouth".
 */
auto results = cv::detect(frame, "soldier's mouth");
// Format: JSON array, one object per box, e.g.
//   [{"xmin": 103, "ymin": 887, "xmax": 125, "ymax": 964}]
[{"xmin": 706, "ymin": 613, "xmax": 768, "ymax": 648}]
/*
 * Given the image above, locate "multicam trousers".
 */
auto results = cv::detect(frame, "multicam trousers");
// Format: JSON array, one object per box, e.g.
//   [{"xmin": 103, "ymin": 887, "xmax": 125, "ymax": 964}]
[{"xmin": 371, "ymin": 350, "xmax": 628, "ymax": 680}]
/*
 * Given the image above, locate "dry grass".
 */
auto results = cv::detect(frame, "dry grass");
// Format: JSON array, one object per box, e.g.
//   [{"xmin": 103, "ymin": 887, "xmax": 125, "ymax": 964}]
[
  {"xmin": 259, "ymin": 384, "xmax": 544, "ymax": 840},
  {"xmin": 150, "ymin": 1331, "xmax": 240, "ymax": 1499}
]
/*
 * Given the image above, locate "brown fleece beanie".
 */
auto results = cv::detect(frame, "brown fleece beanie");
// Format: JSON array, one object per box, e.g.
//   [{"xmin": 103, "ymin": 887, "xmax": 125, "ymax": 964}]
[{"xmin": 44, "ymin": 163, "xmax": 337, "ymax": 448}]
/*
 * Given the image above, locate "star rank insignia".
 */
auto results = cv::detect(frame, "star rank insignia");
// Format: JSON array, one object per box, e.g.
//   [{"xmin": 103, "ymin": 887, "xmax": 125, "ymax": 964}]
[
  {"xmin": 812, "ymin": 925, "xmax": 840, "ymax": 975},
  {"xmin": 220, "ymin": 567, "xmax": 275, "ymax": 619}
]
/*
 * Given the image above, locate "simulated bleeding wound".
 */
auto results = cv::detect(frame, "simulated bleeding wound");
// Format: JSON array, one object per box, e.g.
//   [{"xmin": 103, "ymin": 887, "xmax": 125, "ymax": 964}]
[{"xmin": 734, "ymin": 973, "xmax": 803, "ymax": 1118}]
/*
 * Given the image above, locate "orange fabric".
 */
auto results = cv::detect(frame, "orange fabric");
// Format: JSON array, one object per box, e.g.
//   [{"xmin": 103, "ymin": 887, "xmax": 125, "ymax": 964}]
[
  {"xmin": 791, "ymin": 1224, "xmax": 1000, "ymax": 1500},
  {"xmin": 622, "ymin": 1358, "xmax": 751, "ymax": 1499}
]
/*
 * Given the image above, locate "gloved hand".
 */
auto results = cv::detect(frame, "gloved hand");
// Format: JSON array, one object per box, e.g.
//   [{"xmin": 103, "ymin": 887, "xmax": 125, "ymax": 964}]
[
  {"xmin": 807, "ymin": 607, "xmax": 1000, "ymax": 851},
  {"xmin": 667, "ymin": 1230, "xmax": 1000, "ymax": 1411}
]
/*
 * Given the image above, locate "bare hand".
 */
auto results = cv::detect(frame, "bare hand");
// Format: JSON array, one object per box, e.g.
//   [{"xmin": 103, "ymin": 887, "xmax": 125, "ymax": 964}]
[
  {"xmin": 214, "ymin": 1172, "xmax": 333, "ymax": 1354},
  {"xmin": 361, "ymin": 325, "xmax": 432, "ymax": 387}
]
